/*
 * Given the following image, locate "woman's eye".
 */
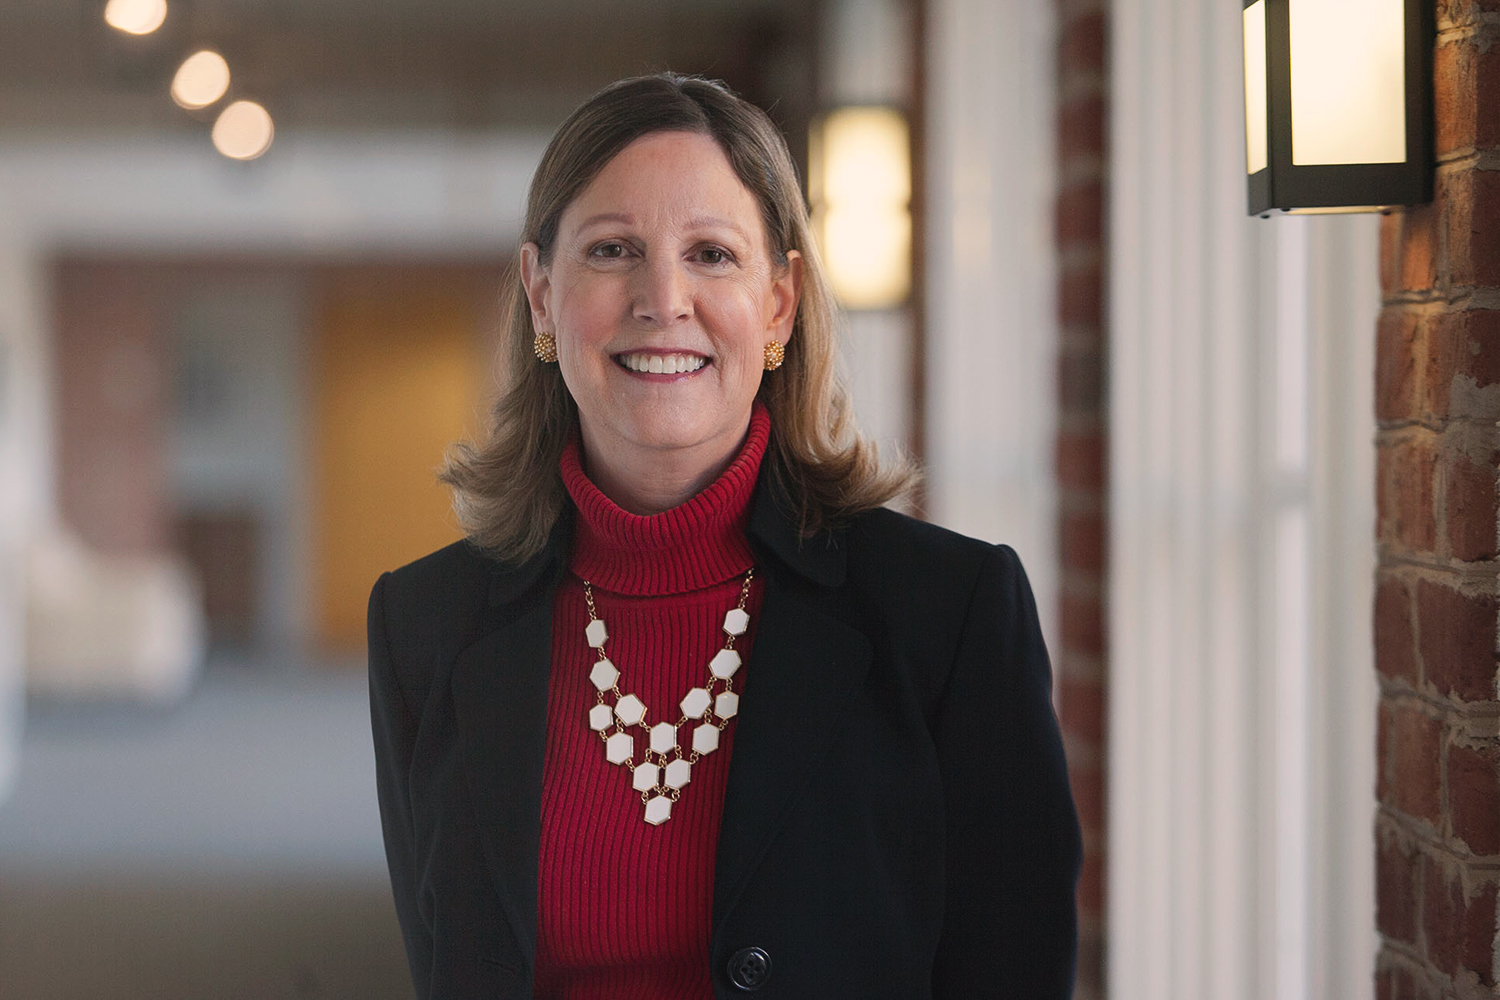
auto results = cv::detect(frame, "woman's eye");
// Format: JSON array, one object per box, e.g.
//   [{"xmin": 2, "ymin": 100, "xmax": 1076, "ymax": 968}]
[
  {"xmin": 698, "ymin": 248, "xmax": 728, "ymax": 265},
  {"xmin": 591, "ymin": 242, "xmax": 626, "ymax": 259}
]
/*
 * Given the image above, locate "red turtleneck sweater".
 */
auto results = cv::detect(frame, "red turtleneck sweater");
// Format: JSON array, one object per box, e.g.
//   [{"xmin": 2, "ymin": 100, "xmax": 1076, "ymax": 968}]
[{"xmin": 533, "ymin": 405, "xmax": 769, "ymax": 999}]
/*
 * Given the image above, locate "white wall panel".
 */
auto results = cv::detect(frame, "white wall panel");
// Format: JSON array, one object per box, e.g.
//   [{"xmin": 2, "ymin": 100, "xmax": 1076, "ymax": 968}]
[
  {"xmin": 924, "ymin": 0, "xmax": 1057, "ymax": 642},
  {"xmin": 1110, "ymin": 0, "xmax": 1379, "ymax": 997}
]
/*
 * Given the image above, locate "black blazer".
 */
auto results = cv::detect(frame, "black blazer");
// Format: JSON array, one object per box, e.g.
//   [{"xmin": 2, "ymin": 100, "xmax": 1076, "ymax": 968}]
[{"xmin": 369, "ymin": 481, "xmax": 1082, "ymax": 999}]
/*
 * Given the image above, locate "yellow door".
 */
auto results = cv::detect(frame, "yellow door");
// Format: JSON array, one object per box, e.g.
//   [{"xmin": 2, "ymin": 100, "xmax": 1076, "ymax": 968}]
[{"xmin": 312, "ymin": 268, "xmax": 491, "ymax": 649}]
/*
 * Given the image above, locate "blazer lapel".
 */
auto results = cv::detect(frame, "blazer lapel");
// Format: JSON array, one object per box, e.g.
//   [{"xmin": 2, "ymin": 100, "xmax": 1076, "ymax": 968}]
[
  {"xmin": 448, "ymin": 516, "xmax": 569, "ymax": 962},
  {"xmin": 713, "ymin": 482, "xmax": 873, "ymax": 925}
]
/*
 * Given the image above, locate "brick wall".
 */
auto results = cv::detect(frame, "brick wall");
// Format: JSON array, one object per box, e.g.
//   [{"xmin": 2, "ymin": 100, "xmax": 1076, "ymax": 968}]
[
  {"xmin": 54, "ymin": 262, "xmax": 172, "ymax": 554},
  {"xmin": 1373, "ymin": 2, "xmax": 1500, "ymax": 996},
  {"xmin": 1053, "ymin": 0, "xmax": 1109, "ymax": 996}
]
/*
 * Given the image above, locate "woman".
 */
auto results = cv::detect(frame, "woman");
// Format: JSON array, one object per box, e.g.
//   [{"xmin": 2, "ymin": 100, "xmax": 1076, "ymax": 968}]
[{"xmin": 369, "ymin": 73, "xmax": 1080, "ymax": 999}]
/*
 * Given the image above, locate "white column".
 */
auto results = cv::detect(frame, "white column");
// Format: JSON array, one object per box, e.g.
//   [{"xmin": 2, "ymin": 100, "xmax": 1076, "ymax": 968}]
[
  {"xmin": 922, "ymin": 0, "xmax": 1057, "ymax": 639},
  {"xmin": 1109, "ymin": 0, "xmax": 1378, "ymax": 997},
  {"xmin": 0, "ymin": 228, "xmax": 50, "ymax": 801}
]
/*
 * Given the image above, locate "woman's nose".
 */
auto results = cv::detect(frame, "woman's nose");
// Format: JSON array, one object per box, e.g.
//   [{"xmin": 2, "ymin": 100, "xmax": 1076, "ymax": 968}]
[{"xmin": 631, "ymin": 256, "xmax": 692, "ymax": 326}]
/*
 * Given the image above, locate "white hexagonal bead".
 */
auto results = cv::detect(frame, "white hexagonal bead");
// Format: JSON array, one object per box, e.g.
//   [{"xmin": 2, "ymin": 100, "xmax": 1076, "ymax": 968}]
[
  {"xmin": 692, "ymin": 723, "xmax": 720, "ymax": 755},
  {"xmin": 723, "ymin": 607, "xmax": 750, "ymax": 636},
  {"xmin": 649, "ymin": 722, "xmax": 677, "ymax": 754},
  {"xmin": 605, "ymin": 731, "xmax": 633, "ymax": 764},
  {"xmin": 588, "ymin": 704, "xmax": 613, "ymax": 731},
  {"xmin": 589, "ymin": 658, "xmax": 619, "ymax": 692},
  {"xmin": 709, "ymin": 649, "xmax": 742, "ymax": 680},
  {"xmin": 614, "ymin": 693, "xmax": 646, "ymax": 726},
  {"xmin": 714, "ymin": 691, "xmax": 740, "ymax": 719},
  {"xmin": 632, "ymin": 762, "xmax": 659, "ymax": 792},
  {"xmin": 680, "ymin": 687, "xmax": 712, "ymax": 719},
  {"xmin": 664, "ymin": 759, "xmax": 692, "ymax": 789},
  {"xmin": 585, "ymin": 619, "xmax": 608, "ymax": 648},
  {"xmin": 643, "ymin": 795, "xmax": 672, "ymax": 825}
]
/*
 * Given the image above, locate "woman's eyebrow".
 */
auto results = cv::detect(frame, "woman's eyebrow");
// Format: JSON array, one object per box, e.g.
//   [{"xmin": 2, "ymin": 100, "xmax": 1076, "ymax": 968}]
[
  {"xmin": 574, "ymin": 212, "xmax": 634, "ymax": 230},
  {"xmin": 685, "ymin": 216, "xmax": 750, "ymax": 242}
]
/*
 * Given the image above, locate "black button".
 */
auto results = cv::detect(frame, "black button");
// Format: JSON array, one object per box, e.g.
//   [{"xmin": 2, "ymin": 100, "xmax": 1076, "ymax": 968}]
[{"xmin": 727, "ymin": 946, "xmax": 772, "ymax": 991}]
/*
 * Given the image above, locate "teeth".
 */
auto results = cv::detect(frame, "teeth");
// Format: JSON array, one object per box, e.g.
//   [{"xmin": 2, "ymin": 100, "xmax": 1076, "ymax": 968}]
[{"xmin": 619, "ymin": 353, "xmax": 706, "ymax": 374}]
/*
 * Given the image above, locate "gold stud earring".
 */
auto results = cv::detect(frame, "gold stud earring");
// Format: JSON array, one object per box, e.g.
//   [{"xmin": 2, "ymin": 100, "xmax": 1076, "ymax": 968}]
[
  {"xmin": 533, "ymin": 332, "xmax": 557, "ymax": 363},
  {"xmin": 763, "ymin": 340, "xmax": 785, "ymax": 371}
]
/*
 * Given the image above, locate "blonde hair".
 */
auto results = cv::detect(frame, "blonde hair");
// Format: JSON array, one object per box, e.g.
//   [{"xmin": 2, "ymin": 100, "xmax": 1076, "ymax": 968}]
[{"xmin": 442, "ymin": 73, "xmax": 916, "ymax": 562}]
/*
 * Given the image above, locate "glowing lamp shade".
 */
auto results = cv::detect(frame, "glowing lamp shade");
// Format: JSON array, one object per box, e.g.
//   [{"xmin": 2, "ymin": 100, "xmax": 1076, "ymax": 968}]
[
  {"xmin": 103, "ymin": 0, "xmax": 168, "ymax": 35},
  {"xmin": 171, "ymin": 51, "xmax": 231, "ymax": 110},
  {"xmin": 1242, "ymin": 0, "xmax": 1432, "ymax": 216},
  {"xmin": 810, "ymin": 107, "xmax": 911, "ymax": 310},
  {"xmin": 212, "ymin": 101, "xmax": 274, "ymax": 160}
]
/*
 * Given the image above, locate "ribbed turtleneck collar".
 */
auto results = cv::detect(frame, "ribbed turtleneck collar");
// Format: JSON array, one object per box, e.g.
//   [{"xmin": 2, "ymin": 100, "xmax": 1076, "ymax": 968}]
[{"xmin": 560, "ymin": 403, "xmax": 769, "ymax": 596}]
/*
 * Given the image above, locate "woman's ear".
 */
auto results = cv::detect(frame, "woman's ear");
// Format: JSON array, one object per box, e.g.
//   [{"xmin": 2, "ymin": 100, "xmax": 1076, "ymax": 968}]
[
  {"xmin": 519, "ymin": 242, "xmax": 552, "ymax": 331},
  {"xmin": 768, "ymin": 249, "xmax": 803, "ymax": 345}
]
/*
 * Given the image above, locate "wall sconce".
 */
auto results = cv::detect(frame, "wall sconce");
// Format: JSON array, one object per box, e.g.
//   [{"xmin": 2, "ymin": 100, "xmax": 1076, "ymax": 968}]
[
  {"xmin": 809, "ymin": 106, "xmax": 911, "ymax": 309},
  {"xmin": 1242, "ymin": 0, "xmax": 1432, "ymax": 216}
]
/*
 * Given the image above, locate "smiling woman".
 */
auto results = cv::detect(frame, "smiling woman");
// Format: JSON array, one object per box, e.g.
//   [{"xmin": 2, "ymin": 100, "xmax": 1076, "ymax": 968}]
[
  {"xmin": 519, "ymin": 130, "xmax": 802, "ymax": 515},
  {"xmin": 368, "ymin": 73, "xmax": 1081, "ymax": 1000}
]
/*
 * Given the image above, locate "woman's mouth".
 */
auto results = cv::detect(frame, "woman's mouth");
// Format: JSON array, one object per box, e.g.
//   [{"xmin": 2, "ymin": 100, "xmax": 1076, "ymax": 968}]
[{"xmin": 614, "ymin": 352, "xmax": 708, "ymax": 375}]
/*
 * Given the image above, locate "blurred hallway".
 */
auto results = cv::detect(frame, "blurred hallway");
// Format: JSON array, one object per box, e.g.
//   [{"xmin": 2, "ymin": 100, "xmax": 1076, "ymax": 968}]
[{"xmin": 0, "ymin": 654, "xmax": 410, "ymax": 999}]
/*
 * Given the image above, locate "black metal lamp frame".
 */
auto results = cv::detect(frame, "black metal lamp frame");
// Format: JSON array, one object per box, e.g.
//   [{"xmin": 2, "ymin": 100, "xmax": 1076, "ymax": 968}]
[{"xmin": 1245, "ymin": 0, "xmax": 1433, "ymax": 217}]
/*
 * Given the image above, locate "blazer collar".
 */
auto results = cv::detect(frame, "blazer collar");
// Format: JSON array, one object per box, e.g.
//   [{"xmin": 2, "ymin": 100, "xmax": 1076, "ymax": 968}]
[{"xmin": 744, "ymin": 473, "xmax": 848, "ymax": 588}]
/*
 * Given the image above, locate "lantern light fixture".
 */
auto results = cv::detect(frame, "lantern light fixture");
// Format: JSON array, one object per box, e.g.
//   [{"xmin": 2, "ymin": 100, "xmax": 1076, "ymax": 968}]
[
  {"xmin": 212, "ymin": 100, "xmax": 274, "ymax": 161},
  {"xmin": 1242, "ymin": 0, "xmax": 1432, "ymax": 217},
  {"xmin": 171, "ymin": 50, "xmax": 231, "ymax": 110},
  {"xmin": 810, "ymin": 106, "xmax": 912, "ymax": 310},
  {"xmin": 103, "ymin": 0, "xmax": 168, "ymax": 35}
]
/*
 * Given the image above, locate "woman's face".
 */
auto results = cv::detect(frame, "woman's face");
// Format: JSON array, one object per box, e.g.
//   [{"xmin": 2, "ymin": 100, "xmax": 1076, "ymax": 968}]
[{"xmin": 521, "ymin": 130, "xmax": 800, "ymax": 475}]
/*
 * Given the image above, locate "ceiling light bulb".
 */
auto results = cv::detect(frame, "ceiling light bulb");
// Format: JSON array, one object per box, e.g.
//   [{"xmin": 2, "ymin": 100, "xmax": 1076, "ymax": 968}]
[
  {"xmin": 103, "ymin": 0, "xmax": 168, "ymax": 35},
  {"xmin": 212, "ymin": 101, "xmax": 274, "ymax": 160},
  {"xmin": 171, "ymin": 51, "xmax": 231, "ymax": 110}
]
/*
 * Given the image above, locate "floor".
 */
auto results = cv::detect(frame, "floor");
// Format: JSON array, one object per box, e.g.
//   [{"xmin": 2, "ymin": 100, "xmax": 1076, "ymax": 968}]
[{"xmin": 0, "ymin": 653, "xmax": 414, "ymax": 999}]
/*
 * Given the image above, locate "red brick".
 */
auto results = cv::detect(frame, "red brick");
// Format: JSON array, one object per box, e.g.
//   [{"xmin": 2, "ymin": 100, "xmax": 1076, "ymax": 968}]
[
  {"xmin": 1061, "ymin": 510, "xmax": 1106, "ymax": 575},
  {"xmin": 1377, "ymin": 831, "xmax": 1421, "ymax": 944},
  {"xmin": 1057, "ymin": 93, "xmax": 1106, "ymax": 161},
  {"xmin": 1375, "ymin": 960, "xmax": 1443, "ymax": 1000},
  {"xmin": 1423, "ymin": 866, "xmax": 1498, "ymax": 985},
  {"xmin": 1381, "ymin": 213, "xmax": 1401, "ymax": 296},
  {"xmin": 1435, "ymin": 38, "xmax": 1476, "ymax": 158},
  {"xmin": 1447, "ymin": 742, "xmax": 1500, "ymax": 856},
  {"xmin": 1056, "ymin": 178, "xmax": 1104, "ymax": 246},
  {"xmin": 1380, "ymin": 700, "xmax": 1443, "ymax": 823},
  {"xmin": 1416, "ymin": 580, "xmax": 1499, "ymax": 702},
  {"xmin": 1376, "ymin": 308, "xmax": 1424, "ymax": 422},
  {"xmin": 1396, "ymin": 203, "xmax": 1438, "ymax": 294},
  {"xmin": 1438, "ymin": 0, "xmax": 1500, "ymax": 27},
  {"xmin": 1075, "ymin": 931, "xmax": 1105, "ymax": 995},
  {"xmin": 1058, "ymin": 262, "xmax": 1103, "ymax": 328},
  {"xmin": 1067, "ymin": 758, "xmax": 1105, "ymax": 830},
  {"xmin": 1445, "ymin": 449, "xmax": 1500, "ymax": 562},
  {"xmin": 1060, "ymin": 590, "xmax": 1105, "ymax": 657},
  {"xmin": 1076, "ymin": 845, "xmax": 1105, "ymax": 915},
  {"xmin": 1060, "ymin": 674, "xmax": 1106, "ymax": 745},
  {"xmin": 1377, "ymin": 439, "xmax": 1438, "ymax": 551},
  {"xmin": 1376, "ymin": 575, "xmax": 1419, "ymax": 685},
  {"xmin": 1059, "ymin": 10, "xmax": 1106, "ymax": 77},
  {"xmin": 1428, "ymin": 309, "xmax": 1500, "ymax": 422},
  {"xmin": 1056, "ymin": 430, "xmax": 1106, "ymax": 494},
  {"xmin": 1446, "ymin": 168, "xmax": 1500, "ymax": 288},
  {"xmin": 1479, "ymin": 38, "xmax": 1500, "ymax": 151},
  {"xmin": 1058, "ymin": 346, "xmax": 1104, "ymax": 415}
]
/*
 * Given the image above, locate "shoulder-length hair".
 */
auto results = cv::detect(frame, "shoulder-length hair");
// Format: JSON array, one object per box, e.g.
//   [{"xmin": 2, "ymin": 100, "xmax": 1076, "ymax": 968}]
[{"xmin": 442, "ymin": 73, "xmax": 916, "ymax": 563}]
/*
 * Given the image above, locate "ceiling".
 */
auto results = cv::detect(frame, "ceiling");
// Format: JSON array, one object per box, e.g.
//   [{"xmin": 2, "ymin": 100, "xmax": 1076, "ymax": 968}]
[{"xmin": 0, "ymin": 0, "xmax": 821, "ymax": 134}]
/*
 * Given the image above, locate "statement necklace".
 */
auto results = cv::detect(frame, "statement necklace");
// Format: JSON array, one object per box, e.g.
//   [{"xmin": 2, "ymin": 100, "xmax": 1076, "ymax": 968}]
[{"xmin": 581, "ymin": 569, "xmax": 753, "ymax": 826}]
